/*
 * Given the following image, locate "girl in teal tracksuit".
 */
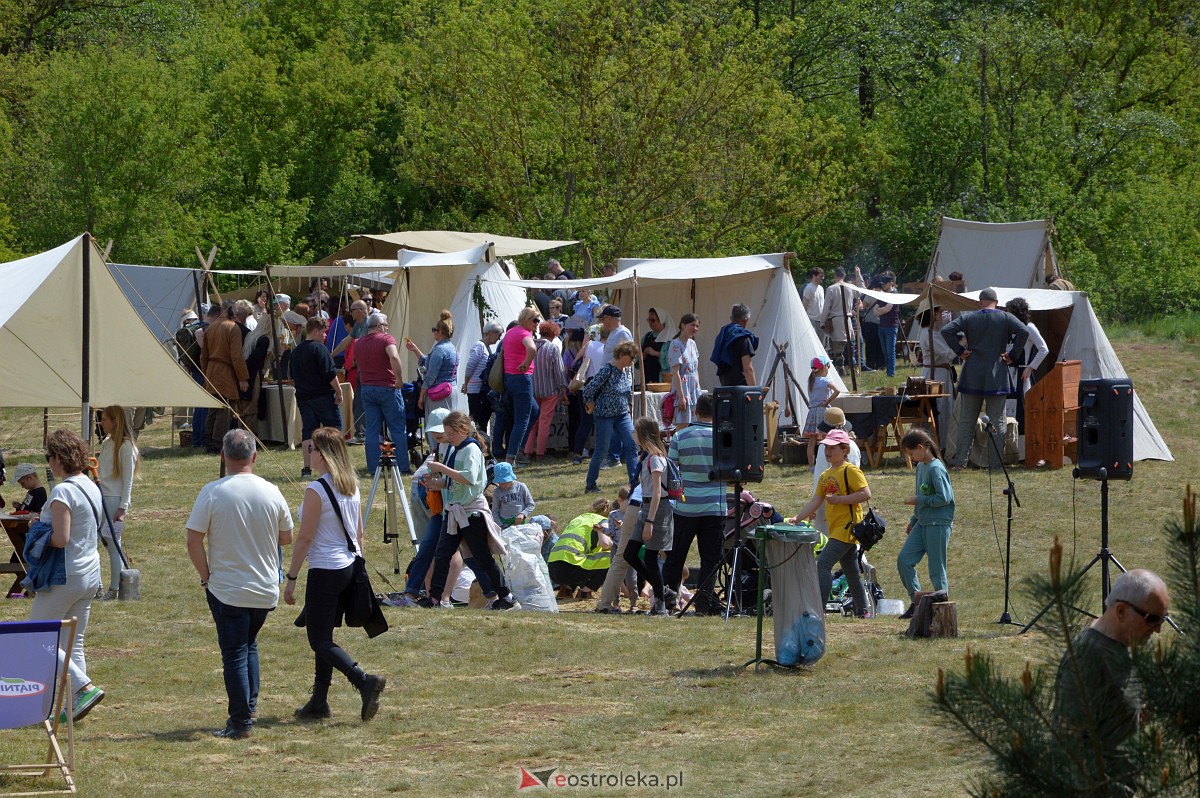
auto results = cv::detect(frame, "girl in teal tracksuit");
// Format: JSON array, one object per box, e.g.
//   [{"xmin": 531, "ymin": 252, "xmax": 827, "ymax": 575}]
[{"xmin": 897, "ymin": 428, "xmax": 955, "ymax": 602}]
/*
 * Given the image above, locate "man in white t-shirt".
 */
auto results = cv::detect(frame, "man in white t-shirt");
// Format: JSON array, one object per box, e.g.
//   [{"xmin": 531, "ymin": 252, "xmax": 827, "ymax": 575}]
[
  {"xmin": 186, "ymin": 429, "xmax": 294, "ymax": 739},
  {"xmin": 801, "ymin": 268, "xmax": 826, "ymax": 346}
]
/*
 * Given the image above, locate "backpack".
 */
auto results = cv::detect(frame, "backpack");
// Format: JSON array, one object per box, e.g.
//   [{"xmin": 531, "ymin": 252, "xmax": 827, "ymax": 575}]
[
  {"xmin": 175, "ymin": 321, "xmax": 204, "ymax": 370},
  {"xmin": 665, "ymin": 458, "xmax": 684, "ymax": 501},
  {"xmin": 486, "ymin": 344, "xmax": 505, "ymax": 394},
  {"xmin": 644, "ymin": 455, "xmax": 684, "ymax": 501}
]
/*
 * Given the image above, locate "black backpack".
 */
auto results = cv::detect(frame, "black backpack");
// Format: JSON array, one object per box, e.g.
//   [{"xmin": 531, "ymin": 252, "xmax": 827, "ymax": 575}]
[
  {"xmin": 175, "ymin": 320, "xmax": 205, "ymax": 370},
  {"xmin": 482, "ymin": 345, "xmax": 502, "ymax": 391}
]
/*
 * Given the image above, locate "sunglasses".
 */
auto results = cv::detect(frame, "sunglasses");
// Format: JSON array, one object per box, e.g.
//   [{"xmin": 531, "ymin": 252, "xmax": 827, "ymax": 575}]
[{"xmin": 1119, "ymin": 600, "xmax": 1169, "ymax": 626}]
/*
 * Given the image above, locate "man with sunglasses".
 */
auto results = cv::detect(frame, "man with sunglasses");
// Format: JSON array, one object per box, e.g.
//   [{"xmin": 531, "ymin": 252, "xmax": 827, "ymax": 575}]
[{"xmin": 1053, "ymin": 569, "xmax": 1170, "ymax": 771}]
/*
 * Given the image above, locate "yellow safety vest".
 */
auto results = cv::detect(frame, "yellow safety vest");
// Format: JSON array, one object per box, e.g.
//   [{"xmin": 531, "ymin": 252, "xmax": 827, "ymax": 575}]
[{"xmin": 548, "ymin": 513, "xmax": 611, "ymax": 571}]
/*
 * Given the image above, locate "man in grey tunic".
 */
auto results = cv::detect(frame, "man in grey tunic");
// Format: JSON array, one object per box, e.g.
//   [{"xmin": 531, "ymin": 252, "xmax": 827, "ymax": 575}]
[{"xmin": 940, "ymin": 288, "xmax": 1028, "ymax": 469}]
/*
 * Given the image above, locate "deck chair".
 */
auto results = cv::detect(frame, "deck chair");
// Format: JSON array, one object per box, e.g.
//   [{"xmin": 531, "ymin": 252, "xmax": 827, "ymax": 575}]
[{"xmin": 0, "ymin": 618, "xmax": 77, "ymax": 795}]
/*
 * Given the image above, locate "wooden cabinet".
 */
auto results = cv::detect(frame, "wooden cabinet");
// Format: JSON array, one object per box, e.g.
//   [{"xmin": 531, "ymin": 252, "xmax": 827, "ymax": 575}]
[{"xmin": 1024, "ymin": 360, "xmax": 1081, "ymax": 469}]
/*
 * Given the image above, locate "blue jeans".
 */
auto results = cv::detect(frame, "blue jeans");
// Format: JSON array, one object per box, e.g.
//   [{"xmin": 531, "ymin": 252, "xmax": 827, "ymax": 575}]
[
  {"xmin": 206, "ymin": 591, "xmax": 271, "ymax": 731},
  {"xmin": 405, "ymin": 513, "xmax": 444, "ymax": 595},
  {"xmin": 878, "ymin": 325, "xmax": 898, "ymax": 377},
  {"xmin": 573, "ymin": 400, "xmax": 594, "ymax": 455},
  {"xmin": 361, "ymin": 384, "xmax": 409, "ymax": 473},
  {"xmin": 586, "ymin": 413, "xmax": 637, "ymax": 489},
  {"xmin": 503, "ymin": 373, "xmax": 538, "ymax": 459},
  {"xmin": 297, "ymin": 393, "xmax": 342, "ymax": 441},
  {"xmin": 190, "ymin": 369, "xmax": 208, "ymax": 447}
]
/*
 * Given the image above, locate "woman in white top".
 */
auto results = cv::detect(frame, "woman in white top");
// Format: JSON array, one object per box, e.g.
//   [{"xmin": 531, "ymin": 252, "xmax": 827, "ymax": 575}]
[
  {"xmin": 96, "ymin": 405, "xmax": 138, "ymax": 601},
  {"xmin": 30, "ymin": 429, "xmax": 106, "ymax": 721},
  {"xmin": 1005, "ymin": 298, "xmax": 1050, "ymax": 436},
  {"xmin": 284, "ymin": 427, "xmax": 386, "ymax": 722}
]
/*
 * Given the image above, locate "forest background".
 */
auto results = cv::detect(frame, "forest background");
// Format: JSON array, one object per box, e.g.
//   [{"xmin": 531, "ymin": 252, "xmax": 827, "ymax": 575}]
[{"xmin": 0, "ymin": 0, "xmax": 1197, "ymax": 322}]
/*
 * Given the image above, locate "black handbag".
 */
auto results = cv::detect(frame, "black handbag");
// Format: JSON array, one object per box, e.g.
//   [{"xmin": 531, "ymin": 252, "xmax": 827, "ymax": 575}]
[
  {"xmin": 315, "ymin": 479, "xmax": 389, "ymax": 638},
  {"xmin": 842, "ymin": 468, "xmax": 886, "ymax": 551}
]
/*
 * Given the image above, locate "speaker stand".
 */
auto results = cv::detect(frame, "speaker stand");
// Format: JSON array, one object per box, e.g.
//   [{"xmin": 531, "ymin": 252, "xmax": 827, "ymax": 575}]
[
  {"xmin": 723, "ymin": 480, "xmax": 754, "ymax": 620},
  {"xmin": 1021, "ymin": 469, "xmax": 1127, "ymax": 634},
  {"xmin": 982, "ymin": 422, "xmax": 1022, "ymax": 627}
]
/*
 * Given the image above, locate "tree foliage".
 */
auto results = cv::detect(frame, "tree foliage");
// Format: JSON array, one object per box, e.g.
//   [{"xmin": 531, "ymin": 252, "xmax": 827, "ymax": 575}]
[
  {"xmin": 934, "ymin": 489, "xmax": 1200, "ymax": 796},
  {"xmin": 0, "ymin": 0, "xmax": 1196, "ymax": 316}
]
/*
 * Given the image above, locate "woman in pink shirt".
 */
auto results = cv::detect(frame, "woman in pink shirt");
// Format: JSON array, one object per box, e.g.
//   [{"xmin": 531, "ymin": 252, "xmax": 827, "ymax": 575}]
[{"xmin": 499, "ymin": 307, "xmax": 540, "ymax": 465}]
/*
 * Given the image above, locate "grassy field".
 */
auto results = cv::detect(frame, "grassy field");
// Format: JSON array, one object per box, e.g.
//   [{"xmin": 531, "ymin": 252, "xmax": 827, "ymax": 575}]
[{"xmin": 0, "ymin": 334, "xmax": 1196, "ymax": 798}]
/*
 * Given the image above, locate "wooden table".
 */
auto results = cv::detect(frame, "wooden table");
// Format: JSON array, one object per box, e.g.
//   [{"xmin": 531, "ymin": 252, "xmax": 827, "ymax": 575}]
[
  {"xmin": 869, "ymin": 394, "xmax": 942, "ymax": 468},
  {"xmin": 831, "ymin": 392, "xmax": 942, "ymax": 468},
  {"xmin": 1, "ymin": 514, "xmax": 32, "ymax": 597}
]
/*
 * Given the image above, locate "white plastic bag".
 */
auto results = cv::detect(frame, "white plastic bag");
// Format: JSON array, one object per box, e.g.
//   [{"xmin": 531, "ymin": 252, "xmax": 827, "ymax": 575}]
[{"xmin": 501, "ymin": 523, "xmax": 558, "ymax": 612}]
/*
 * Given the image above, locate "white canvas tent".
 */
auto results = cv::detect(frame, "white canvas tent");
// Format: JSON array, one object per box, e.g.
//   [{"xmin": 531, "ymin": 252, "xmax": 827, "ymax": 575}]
[
  {"xmin": 267, "ymin": 232, "xmax": 572, "ymax": 413},
  {"xmin": 915, "ymin": 216, "xmax": 1169, "ymax": 461},
  {"xmin": 0, "ymin": 235, "xmax": 222, "ymax": 418},
  {"xmin": 496, "ymin": 253, "xmax": 841, "ymax": 429},
  {"xmin": 926, "ymin": 216, "xmax": 1063, "ymax": 289}
]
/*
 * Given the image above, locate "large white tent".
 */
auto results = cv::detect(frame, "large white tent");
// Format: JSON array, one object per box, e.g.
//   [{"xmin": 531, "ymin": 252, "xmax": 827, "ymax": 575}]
[
  {"xmin": 0, "ymin": 235, "xmax": 221, "ymax": 416},
  {"xmin": 911, "ymin": 216, "xmax": 1170, "ymax": 461},
  {"xmin": 925, "ymin": 216, "xmax": 1063, "ymax": 288},
  {"xmin": 266, "ymin": 232, "xmax": 572, "ymax": 413},
  {"xmin": 496, "ymin": 253, "xmax": 841, "ymax": 429}
]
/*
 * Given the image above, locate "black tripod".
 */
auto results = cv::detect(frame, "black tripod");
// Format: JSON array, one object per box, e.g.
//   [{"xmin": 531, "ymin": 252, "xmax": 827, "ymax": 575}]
[
  {"xmin": 363, "ymin": 441, "xmax": 417, "ymax": 574},
  {"xmin": 981, "ymin": 416, "xmax": 1022, "ymax": 627},
  {"xmin": 673, "ymin": 480, "xmax": 758, "ymax": 619},
  {"xmin": 1021, "ymin": 468, "xmax": 1125, "ymax": 633}
]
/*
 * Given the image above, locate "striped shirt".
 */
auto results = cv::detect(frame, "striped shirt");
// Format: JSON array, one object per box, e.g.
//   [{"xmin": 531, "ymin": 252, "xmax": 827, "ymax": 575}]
[
  {"xmin": 531, "ymin": 337, "xmax": 566, "ymax": 398},
  {"xmin": 667, "ymin": 422, "xmax": 724, "ymax": 517},
  {"xmin": 463, "ymin": 340, "xmax": 491, "ymax": 394}
]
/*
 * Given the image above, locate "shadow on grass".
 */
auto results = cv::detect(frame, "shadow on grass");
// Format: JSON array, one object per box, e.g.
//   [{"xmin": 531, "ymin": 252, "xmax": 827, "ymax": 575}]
[{"xmin": 673, "ymin": 663, "xmax": 772, "ymax": 679}]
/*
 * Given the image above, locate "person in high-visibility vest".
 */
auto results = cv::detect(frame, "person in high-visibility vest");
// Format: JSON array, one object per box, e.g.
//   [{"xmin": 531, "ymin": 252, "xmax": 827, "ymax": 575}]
[{"xmin": 548, "ymin": 506, "xmax": 613, "ymax": 596}]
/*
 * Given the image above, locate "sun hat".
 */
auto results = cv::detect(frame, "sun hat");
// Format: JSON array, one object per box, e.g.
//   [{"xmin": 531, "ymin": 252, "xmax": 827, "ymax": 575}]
[
  {"xmin": 12, "ymin": 463, "xmax": 38, "ymax": 481},
  {"xmin": 531, "ymin": 515, "xmax": 554, "ymax": 531},
  {"xmin": 811, "ymin": 355, "xmax": 830, "ymax": 370},
  {"xmin": 181, "ymin": 309, "xmax": 198, "ymax": 322},
  {"xmin": 425, "ymin": 408, "xmax": 451, "ymax": 435},
  {"xmin": 816, "ymin": 406, "xmax": 848, "ymax": 434},
  {"xmin": 820, "ymin": 428, "xmax": 854, "ymax": 448},
  {"xmin": 492, "ymin": 461, "xmax": 516, "ymax": 484},
  {"xmin": 273, "ymin": 293, "xmax": 291, "ymax": 305}
]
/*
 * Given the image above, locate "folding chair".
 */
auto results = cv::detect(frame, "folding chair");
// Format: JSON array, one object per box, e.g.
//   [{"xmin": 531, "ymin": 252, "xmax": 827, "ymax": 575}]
[{"xmin": 0, "ymin": 618, "xmax": 77, "ymax": 795}]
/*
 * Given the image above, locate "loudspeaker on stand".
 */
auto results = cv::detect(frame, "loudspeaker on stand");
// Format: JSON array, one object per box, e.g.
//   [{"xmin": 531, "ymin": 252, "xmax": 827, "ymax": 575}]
[
  {"xmin": 711, "ymin": 386, "xmax": 765, "ymax": 483},
  {"xmin": 1076, "ymin": 378, "xmax": 1133, "ymax": 481}
]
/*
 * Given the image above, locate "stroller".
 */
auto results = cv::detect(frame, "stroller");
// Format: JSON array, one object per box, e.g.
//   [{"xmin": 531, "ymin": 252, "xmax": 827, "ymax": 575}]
[
  {"xmin": 705, "ymin": 489, "xmax": 783, "ymax": 615},
  {"xmin": 401, "ymin": 381, "xmax": 425, "ymax": 468},
  {"xmin": 826, "ymin": 547, "xmax": 885, "ymax": 617}
]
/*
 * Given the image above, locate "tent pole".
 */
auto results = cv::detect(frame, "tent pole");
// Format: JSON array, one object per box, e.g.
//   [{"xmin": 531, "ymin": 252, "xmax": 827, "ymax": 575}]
[
  {"xmin": 264, "ymin": 266, "xmax": 289, "ymax": 448},
  {"xmin": 841, "ymin": 283, "xmax": 858, "ymax": 392},
  {"xmin": 81, "ymin": 233, "xmax": 92, "ymax": 441},
  {"xmin": 632, "ymin": 274, "xmax": 647, "ymax": 417}
]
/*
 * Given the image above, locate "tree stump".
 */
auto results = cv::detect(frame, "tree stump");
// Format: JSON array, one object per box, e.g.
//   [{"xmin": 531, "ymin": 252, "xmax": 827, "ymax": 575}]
[{"xmin": 930, "ymin": 602, "xmax": 958, "ymax": 637}]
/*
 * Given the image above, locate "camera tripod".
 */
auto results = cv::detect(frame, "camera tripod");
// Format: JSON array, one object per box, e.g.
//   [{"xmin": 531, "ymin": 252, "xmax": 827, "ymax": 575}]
[{"xmin": 363, "ymin": 442, "xmax": 418, "ymax": 574}]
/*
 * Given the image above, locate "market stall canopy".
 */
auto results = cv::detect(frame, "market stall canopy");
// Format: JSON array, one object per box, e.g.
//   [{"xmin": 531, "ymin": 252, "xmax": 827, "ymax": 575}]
[
  {"xmin": 109, "ymin": 262, "xmax": 207, "ymax": 344},
  {"xmin": 495, "ymin": 252, "xmax": 838, "ymax": 429},
  {"xmin": 314, "ymin": 231, "xmax": 577, "ymax": 264},
  {"xmin": 0, "ymin": 235, "xmax": 221, "ymax": 409}
]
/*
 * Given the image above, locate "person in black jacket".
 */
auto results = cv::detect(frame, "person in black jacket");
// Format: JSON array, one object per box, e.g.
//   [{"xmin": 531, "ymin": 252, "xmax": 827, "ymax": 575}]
[{"xmin": 291, "ymin": 317, "xmax": 344, "ymax": 479}]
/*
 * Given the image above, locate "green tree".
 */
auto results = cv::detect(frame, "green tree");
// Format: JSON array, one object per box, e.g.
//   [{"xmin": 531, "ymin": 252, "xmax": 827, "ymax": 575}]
[
  {"xmin": 397, "ymin": 0, "xmax": 864, "ymax": 269},
  {"xmin": 934, "ymin": 488, "xmax": 1200, "ymax": 796}
]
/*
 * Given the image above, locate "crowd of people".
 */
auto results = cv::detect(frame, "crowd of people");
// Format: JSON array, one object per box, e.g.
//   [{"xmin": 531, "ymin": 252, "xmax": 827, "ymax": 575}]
[{"xmin": 4, "ymin": 256, "xmax": 1164, "ymax": 762}]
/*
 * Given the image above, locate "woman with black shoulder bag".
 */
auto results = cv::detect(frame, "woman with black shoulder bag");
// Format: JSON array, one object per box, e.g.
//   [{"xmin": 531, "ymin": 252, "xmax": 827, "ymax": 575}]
[
  {"xmin": 284, "ymin": 427, "xmax": 386, "ymax": 721},
  {"xmin": 787, "ymin": 428, "xmax": 873, "ymax": 617}
]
